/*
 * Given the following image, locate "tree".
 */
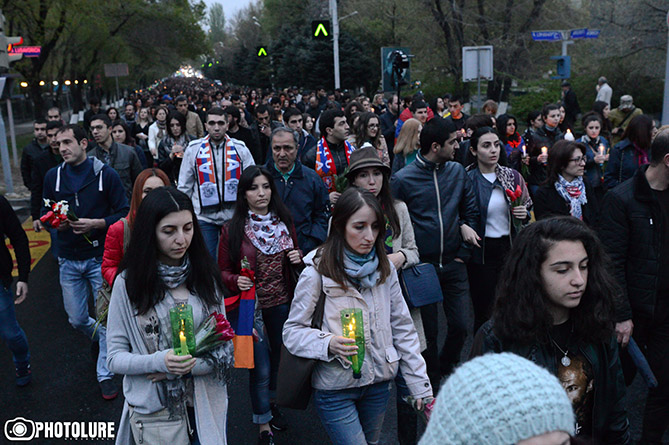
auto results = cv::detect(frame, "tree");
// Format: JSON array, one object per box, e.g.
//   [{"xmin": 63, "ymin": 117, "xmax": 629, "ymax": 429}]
[
  {"xmin": 3, "ymin": 0, "xmax": 209, "ymax": 117},
  {"xmin": 208, "ymin": 3, "xmax": 226, "ymax": 46}
]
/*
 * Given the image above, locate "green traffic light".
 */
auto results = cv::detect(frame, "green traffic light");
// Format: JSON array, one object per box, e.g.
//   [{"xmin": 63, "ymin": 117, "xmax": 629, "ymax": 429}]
[{"xmin": 314, "ymin": 23, "xmax": 328, "ymax": 37}]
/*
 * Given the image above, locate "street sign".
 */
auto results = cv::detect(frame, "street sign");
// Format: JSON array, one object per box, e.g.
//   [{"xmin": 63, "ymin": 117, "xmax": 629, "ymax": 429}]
[
  {"xmin": 585, "ymin": 29, "xmax": 601, "ymax": 39},
  {"xmin": 103, "ymin": 63, "xmax": 129, "ymax": 77},
  {"xmin": 381, "ymin": 47, "xmax": 410, "ymax": 92},
  {"xmin": 569, "ymin": 28, "xmax": 587, "ymax": 39},
  {"xmin": 9, "ymin": 45, "xmax": 40, "ymax": 57},
  {"xmin": 531, "ymin": 31, "xmax": 562, "ymax": 42},
  {"xmin": 462, "ymin": 46, "xmax": 493, "ymax": 82},
  {"xmin": 256, "ymin": 46, "xmax": 268, "ymax": 57},
  {"xmin": 312, "ymin": 20, "xmax": 330, "ymax": 40}
]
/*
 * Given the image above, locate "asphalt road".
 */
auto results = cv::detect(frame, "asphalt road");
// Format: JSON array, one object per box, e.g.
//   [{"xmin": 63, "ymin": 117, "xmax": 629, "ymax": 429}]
[{"xmin": 0, "ymin": 240, "xmax": 655, "ymax": 444}]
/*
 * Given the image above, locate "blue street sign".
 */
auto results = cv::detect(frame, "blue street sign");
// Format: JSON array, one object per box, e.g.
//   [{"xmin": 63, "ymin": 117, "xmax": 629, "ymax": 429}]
[
  {"xmin": 585, "ymin": 29, "xmax": 601, "ymax": 39},
  {"xmin": 531, "ymin": 31, "xmax": 562, "ymax": 41},
  {"xmin": 570, "ymin": 28, "xmax": 587, "ymax": 39}
]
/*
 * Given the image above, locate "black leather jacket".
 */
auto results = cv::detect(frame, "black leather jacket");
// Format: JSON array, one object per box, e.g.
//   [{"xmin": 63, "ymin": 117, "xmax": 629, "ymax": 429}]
[{"xmin": 472, "ymin": 320, "xmax": 631, "ymax": 444}]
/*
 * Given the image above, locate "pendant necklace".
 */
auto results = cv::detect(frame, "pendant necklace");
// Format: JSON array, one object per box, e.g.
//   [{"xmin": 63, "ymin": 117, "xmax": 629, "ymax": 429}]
[
  {"xmin": 548, "ymin": 321, "xmax": 574, "ymax": 367},
  {"xmin": 552, "ymin": 340, "xmax": 571, "ymax": 367}
]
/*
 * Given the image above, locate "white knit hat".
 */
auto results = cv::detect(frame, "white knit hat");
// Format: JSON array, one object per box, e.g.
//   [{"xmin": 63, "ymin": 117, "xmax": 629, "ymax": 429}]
[{"xmin": 419, "ymin": 353, "xmax": 575, "ymax": 445}]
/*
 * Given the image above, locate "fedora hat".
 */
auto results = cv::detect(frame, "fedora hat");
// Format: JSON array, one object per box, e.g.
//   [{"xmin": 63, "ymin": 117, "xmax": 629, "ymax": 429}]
[{"xmin": 345, "ymin": 145, "xmax": 390, "ymax": 182}]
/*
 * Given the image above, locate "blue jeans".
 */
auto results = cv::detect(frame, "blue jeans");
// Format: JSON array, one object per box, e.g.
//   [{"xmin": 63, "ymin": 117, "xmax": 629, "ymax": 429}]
[
  {"xmin": 249, "ymin": 303, "xmax": 290, "ymax": 424},
  {"xmin": 0, "ymin": 283, "xmax": 30, "ymax": 367},
  {"xmin": 198, "ymin": 220, "xmax": 222, "ymax": 261},
  {"xmin": 314, "ymin": 381, "xmax": 391, "ymax": 445},
  {"xmin": 58, "ymin": 257, "xmax": 112, "ymax": 381}
]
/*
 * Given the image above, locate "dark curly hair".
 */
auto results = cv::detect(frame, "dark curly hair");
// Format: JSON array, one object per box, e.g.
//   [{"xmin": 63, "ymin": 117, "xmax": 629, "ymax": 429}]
[{"xmin": 492, "ymin": 216, "xmax": 617, "ymax": 345}]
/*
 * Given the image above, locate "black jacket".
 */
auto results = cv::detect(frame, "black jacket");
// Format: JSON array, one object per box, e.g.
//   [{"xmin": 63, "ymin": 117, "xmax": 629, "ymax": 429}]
[
  {"xmin": 20, "ymin": 139, "xmax": 48, "ymax": 190},
  {"xmin": 87, "ymin": 141, "xmax": 143, "ymax": 201},
  {"xmin": 379, "ymin": 109, "xmax": 398, "ymax": 154},
  {"xmin": 30, "ymin": 150, "xmax": 62, "ymax": 220},
  {"xmin": 533, "ymin": 181, "xmax": 599, "ymax": 228},
  {"xmin": 528, "ymin": 126, "xmax": 564, "ymax": 186},
  {"xmin": 472, "ymin": 320, "xmax": 631, "ymax": 445},
  {"xmin": 391, "ymin": 152, "xmax": 479, "ymax": 265},
  {"xmin": 0, "ymin": 196, "xmax": 30, "ymax": 287},
  {"xmin": 599, "ymin": 165, "xmax": 663, "ymax": 321},
  {"xmin": 265, "ymin": 159, "xmax": 330, "ymax": 255}
]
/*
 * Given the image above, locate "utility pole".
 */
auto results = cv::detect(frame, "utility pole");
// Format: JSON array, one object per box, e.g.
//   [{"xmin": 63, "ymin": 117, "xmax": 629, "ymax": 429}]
[
  {"xmin": 329, "ymin": 0, "xmax": 340, "ymax": 89},
  {"xmin": 663, "ymin": 11, "xmax": 669, "ymax": 125}
]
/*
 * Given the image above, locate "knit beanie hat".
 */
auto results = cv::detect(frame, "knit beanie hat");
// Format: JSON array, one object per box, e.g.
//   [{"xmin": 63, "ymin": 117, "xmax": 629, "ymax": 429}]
[{"xmin": 419, "ymin": 353, "xmax": 575, "ymax": 445}]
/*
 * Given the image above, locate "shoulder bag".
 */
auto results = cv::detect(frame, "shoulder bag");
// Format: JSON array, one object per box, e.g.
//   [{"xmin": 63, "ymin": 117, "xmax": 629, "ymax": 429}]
[
  {"xmin": 96, "ymin": 218, "xmax": 130, "ymax": 326},
  {"xmin": 276, "ymin": 286, "xmax": 326, "ymax": 410},
  {"xmin": 399, "ymin": 263, "xmax": 443, "ymax": 308}
]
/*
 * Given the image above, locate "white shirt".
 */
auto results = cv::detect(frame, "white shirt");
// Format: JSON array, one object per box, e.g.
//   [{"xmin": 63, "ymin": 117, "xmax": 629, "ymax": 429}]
[
  {"xmin": 596, "ymin": 83, "xmax": 612, "ymax": 106},
  {"xmin": 482, "ymin": 172, "xmax": 510, "ymax": 238}
]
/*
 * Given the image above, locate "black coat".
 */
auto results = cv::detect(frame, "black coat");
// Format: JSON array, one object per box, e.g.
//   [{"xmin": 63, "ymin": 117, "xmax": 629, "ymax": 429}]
[
  {"xmin": 0, "ymin": 196, "xmax": 30, "ymax": 287},
  {"xmin": 533, "ymin": 180, "xmax": 599, "ymax": 228},
  {"xmin": 598, "ymin": 165, "xmax": 664, "ymax": 321},
  {"xmin": 30, "ymin": 150, "xmax": 61, "ymax": 220},
  {"xmin": 20, "ymin": 139, "xmax": 48, "ymax": 190},
  {"xmin": 472, "ymin": 320, "xmax": 631, "ymax": 445}
]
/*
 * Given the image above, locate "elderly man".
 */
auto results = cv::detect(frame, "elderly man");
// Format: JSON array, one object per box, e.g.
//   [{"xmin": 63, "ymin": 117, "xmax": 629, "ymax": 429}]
[
  {"xmin": 265, "ymin": 127, "xmax": 329, "ymax": 255},
  {"xmin": 595, "ymin": 76, "xmax": 613, "ymax": 106},
  {"xmin": 609, "ymin": 95, "xmax": 643, "ymax": 146}
]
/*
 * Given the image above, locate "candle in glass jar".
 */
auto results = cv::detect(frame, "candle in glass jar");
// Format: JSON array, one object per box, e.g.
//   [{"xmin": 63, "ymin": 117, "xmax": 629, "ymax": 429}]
[
  {"xmin": 521, "ymin": 144, "xmax": 526, "ymax": 157},
  {"xmin": 541, "ymin": 146, "xmax": 548, "ymax": 165}
]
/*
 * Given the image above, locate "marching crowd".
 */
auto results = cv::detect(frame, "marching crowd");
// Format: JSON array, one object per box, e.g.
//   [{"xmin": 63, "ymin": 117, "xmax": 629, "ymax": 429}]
[{"xmin": 1, "ymin": 75, "xmax": 668, "ymax": 445}]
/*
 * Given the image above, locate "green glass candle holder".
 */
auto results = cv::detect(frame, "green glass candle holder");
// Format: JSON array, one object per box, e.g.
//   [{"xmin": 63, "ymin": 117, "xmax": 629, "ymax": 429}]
[
  {"xmin": 169, "ymin": 303, "xmax": 195, "ymax": 356},
  {"xmin": 341, "ymin": 308, "xmax": 365, "ymax": 379}
]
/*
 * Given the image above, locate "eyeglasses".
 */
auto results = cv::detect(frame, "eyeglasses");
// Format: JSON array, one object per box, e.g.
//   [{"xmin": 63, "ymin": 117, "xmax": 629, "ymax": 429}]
[{"xmin": 570, "ymin": 156, "xmax": 586, "ymax": 164}]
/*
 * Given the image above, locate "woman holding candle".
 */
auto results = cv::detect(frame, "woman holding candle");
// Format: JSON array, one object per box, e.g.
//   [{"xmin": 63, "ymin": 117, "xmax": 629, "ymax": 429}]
[
  {"xmin": 528, "ymin": 104, "xmax": 564, "ymax": 196},
  {"xmin": 345, "ymin": 146, "xmax": 427, "ymax": 444},
  {"xmin": 107, "ymin": 187, "xmax": 232, "ymax": 445},
  {"xmin": 471, "ymin": 217, "xmax": 630, "ymax": 444},
  {"xmin": 218, "ymin": 166, "xmax": 302, "ymax": 445},
  {"xmin": 578, "ymin": 113, "xmax": 610, "ymax": 199},
  {"xmin": 465, "ymin": 127, "xmax": 532, "ymax": 332},
  {"xmin": 283, "ymin": 187, "xmax": 432, "ymax": 445},
  {"xmin": 533, "ymin": 141, "xmax": 599, "ymax": 228}
]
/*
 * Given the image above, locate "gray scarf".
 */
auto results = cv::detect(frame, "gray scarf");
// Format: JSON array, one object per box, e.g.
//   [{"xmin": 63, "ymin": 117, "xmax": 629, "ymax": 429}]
[
  {"xmin": 343, "ymin": 248, "xmax": 380, "ymax": 289},
  {"xmin": 157, "ymin": 255, "xmax": 191, "ymax": 289}
]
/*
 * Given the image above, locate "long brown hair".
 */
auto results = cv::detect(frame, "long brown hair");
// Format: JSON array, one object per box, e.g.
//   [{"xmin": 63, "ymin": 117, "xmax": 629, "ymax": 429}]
[
  {"xmin": 317, "ymin": 188, "xmax": 391, "ymax": 290},
  {"xmin": 127, "ymin": 168, "xmax": 171, "ymax": 226}
]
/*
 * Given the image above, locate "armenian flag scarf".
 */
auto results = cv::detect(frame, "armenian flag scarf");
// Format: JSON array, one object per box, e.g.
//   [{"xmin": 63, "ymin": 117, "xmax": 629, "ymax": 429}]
[
  {"xmin": 195, "ymin": 135, "xmax": 243, "ymax": 210},
  {"xmin": 315, "ymin": 137, "xmax": 354, "ymax": 192}
]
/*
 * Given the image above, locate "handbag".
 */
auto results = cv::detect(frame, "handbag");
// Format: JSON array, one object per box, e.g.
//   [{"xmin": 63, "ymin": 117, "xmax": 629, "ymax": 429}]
[
  {"xmin": 128, "ymin": 406, "xmax": 189, "ymax": 445},
  {"xmin": 276, "ymin": 286, "xmax": 326, "ymax": 410},
  {"xmin": 399, "ymin": 263, "xmax": 443, "ymax": 308},
  {"xmin": 95, "ymin": 218, "xmax": 130, "ymax": 326}
]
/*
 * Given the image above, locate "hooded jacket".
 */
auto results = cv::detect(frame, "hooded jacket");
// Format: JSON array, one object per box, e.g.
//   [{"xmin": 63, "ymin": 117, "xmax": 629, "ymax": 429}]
[{"xmin": 42, "ymin": 157, "xmax": 129, "ymax": 260}]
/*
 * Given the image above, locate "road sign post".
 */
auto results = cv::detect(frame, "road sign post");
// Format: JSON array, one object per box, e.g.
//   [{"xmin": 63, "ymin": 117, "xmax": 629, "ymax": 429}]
[
  {"xmin": 103, "ymin": 63, "xmax": 129, "ymax": 103},
  {"xmin": 462, "ymin": 46, "xmax": 493, "ymax": 112}
]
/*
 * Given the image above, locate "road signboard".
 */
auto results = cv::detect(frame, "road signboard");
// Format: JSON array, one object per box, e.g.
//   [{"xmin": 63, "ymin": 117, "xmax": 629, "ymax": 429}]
[
  {"xmin": 462, "ymin": 46, "xmax": 493, "ymax": 82},
  {"xmin": 103, "ymin": 63, "xmax": 129, "ymax": 77},
  {"xmin": 585, "ymin": 29, "xmax": 601, "ymax": 39},
  {"xmin": 9, "ymin": 45, "xmax": 40, "ymax": 57},
  {"xmin": 531, "ymin": 31, "xmax": 562, "ymax": 42},
  {"xmin": 569, "ymin": 28, "xmax": 587, "ymax": 39}
]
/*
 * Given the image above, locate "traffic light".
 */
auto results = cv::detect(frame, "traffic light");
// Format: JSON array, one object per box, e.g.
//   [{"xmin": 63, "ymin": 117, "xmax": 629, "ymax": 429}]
[
  {"xmin": 0, "ymin": 11, "xmax": 22, "ymax": 72},
  {"xmin": 550, "ymin": 55, "xmax": 571, "ymax": 79},
  {"xmin": 312, "ymin": 20, "xmax": 330, "ymax": 40},
  {"xmin": 256, "ymin": 46, "xmax": 268, "ymax": 57}
]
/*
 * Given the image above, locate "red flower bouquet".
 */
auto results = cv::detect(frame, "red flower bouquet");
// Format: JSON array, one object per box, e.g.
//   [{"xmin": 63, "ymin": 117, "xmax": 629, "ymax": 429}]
[{"xmin": 192, "ymin": 311, "xmax": 235, "ymax": 357}]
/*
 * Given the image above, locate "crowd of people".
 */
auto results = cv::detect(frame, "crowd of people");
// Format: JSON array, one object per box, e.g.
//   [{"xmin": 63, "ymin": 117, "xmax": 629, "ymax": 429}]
[{"xmin": 2, "ymin": 74, "xmax": 668, "ymax": 445}]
